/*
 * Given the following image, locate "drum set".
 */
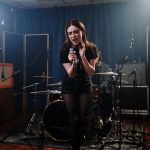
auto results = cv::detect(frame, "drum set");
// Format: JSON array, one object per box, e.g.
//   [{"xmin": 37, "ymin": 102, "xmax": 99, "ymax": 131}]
[{"xmin": 23, "ymin": 71, "xmax": 127, "ymax": 146}]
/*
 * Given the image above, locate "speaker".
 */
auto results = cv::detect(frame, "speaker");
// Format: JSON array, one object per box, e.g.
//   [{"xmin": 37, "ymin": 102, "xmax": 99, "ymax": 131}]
[
  {"xmin": 120, "ymin": 85, "xmax": 149, "ymax": 115},
  {"xmin": 115, "ymin": 63, "xmax": 146, "ymax": 85},
  {"xmin": 0, "ymin": 88, "xmax": 13, "ymax": 125}
]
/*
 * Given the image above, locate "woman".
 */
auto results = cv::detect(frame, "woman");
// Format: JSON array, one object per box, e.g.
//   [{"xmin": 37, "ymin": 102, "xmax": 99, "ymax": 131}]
[{"xmin": 60, "ymin": 19, "xmax": 98, "ymax": 150}]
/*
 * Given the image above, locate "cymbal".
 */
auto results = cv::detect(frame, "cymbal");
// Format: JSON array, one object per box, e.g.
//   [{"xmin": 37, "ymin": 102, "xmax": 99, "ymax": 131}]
[
  {"xmin": 48, "ymin": 82, "xmax": 61, "ymax": 86},
  {"xmin": 95, "ymin": 71, "xmax": 118, "ymax": 76},
  {"xmin": 117, "ymin": 80, "xmax": 128, "ymax": 84},
  {"xmin": 109, "ymin": 80, "xmax": 128, "ymax": 84},
  {"xmin": 33, "ymin": 75, "xmax": 53, "ymax": 79}
]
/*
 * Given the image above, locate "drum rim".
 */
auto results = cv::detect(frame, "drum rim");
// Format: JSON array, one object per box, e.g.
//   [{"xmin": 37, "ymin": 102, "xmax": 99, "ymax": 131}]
[{"xmin": 45, "ymin": 130, "xmax": 70, "ymax": 142}]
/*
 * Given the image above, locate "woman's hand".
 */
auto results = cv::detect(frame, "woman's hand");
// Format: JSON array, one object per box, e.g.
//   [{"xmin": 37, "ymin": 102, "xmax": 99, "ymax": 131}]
[
  {"xmin": 79, "ymin": 41, "xmax": 95, "ymax": 76},
  {"xmin": 68, "ymin": 51, "xmax": 77, "ymax": 62}
]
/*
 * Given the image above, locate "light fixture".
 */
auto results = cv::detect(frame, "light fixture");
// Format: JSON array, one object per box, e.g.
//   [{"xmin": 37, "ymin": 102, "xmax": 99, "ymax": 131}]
[{"xmin": 1, "ymin": 19, "xmax": 4, "ymax": 25}]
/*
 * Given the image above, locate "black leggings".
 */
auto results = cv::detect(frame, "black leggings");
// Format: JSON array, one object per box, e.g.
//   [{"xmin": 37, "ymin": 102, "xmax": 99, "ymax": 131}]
[{"xmin": 63, "ymin": 93, "xmax": 90, "ymax": 149}]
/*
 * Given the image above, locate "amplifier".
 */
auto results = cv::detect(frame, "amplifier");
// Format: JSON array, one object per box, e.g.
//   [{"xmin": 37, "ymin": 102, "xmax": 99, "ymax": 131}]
[
  {"xmin": 115, "ymin": 63, "xmax": 146, "ymax": 85},
  {"xmin": 120, "ymin": 85, "xmax": 149, "ymax": 115},
  {"xmin": 0, "ymin": 63, "xmax": 13, "ymax": 89}
]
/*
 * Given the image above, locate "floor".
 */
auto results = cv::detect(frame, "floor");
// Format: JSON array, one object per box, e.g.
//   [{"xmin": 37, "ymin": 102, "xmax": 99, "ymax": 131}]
[{"xmin": 0, "ymin": 113, "xmax": 150, "ymax": 150}]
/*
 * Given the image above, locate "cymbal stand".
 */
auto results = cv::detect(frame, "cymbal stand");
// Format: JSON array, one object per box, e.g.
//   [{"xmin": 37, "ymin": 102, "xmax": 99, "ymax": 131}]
[
  {"xmin": 103, "ymin": 71, "xmax": 123, "ymax": 149},
  {"xmin": 23, "ymin": 83, "xmax": 51, "ymax": 150},
  {"xmin": 97, "ymin": 72, "xmax": 133, "ymax": 150},
  {"xmin": 97, "ymin": 72, "xmax": 141, "ymax": 149},
  {"xmin": 24, "ymin": 83, "xmax": 42, "ymax": 134}
]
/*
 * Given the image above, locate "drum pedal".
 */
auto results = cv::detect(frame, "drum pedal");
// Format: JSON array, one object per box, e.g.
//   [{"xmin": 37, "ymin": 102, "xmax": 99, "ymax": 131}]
[
  {"xmin": 25, "ymin": 122, "xmax": 35, "ymax": 135},
  {"xmin": 25, "ymin": 113, "xmax": 42, "ymax": 135}
]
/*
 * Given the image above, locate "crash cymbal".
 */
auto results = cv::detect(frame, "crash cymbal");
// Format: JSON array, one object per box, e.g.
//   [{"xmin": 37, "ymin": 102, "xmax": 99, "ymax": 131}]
[
  {"xmin": 48, "ymin": 82, "xmax": 62, "ymax": 86},
  {"xmin": 95, "ymin": 71, "xmax": 118, "ymax": 76},
  {"xmin": 33, "ymin": 75, "xmax": 53, "ymax": 79}
]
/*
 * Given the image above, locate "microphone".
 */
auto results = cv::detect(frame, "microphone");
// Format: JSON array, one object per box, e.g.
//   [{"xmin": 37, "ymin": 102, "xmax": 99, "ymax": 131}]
[
  {"xmin": 69, "ymin": 48, "xmax": 77, "ymax": 66},
  {"xmin": 128, "ymin": 68, "xmax": 137, "ymax": 78}
]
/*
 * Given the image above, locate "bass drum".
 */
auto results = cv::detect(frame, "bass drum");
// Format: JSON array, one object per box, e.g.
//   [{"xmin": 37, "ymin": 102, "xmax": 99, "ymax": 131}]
[{"xmin": 43, "ymin": 100, "xmax": 70, "ymax": 142}]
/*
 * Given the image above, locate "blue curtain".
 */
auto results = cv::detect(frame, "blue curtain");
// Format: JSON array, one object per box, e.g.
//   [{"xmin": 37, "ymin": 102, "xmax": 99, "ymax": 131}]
[{"xmin": 11, "ymin": 1, "xmax": 150, "ymax": 83}]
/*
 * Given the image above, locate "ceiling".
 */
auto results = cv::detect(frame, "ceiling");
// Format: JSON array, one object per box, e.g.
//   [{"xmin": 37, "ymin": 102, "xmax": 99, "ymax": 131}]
[{"xmin": 0, "ymin": 0, "xmax": 129, "ymax": 9}]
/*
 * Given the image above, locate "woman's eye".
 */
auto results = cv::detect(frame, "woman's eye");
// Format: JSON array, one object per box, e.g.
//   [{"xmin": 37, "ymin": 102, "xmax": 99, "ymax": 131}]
[
  {"xmin": 67, "ymin": 29, "xmax": 80, "ymax": 36},
  {"xmin": 73, "ymin": 30, "xmax": 79, "ymax": 34}
]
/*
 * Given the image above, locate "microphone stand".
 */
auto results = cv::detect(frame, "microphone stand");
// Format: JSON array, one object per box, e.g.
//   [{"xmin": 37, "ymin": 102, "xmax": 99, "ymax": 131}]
[
  {"xmin": 97, "ymin": 60, "xmax": 126, "ymax": 149},
  {"xmin": 1, "ymin": 69, "xmax": 22, "ymax": 82},
  {"xmin": 115, "ymin": 65, "xmax": 145, "ymax": 149},
  {"xmin": 127, "ymin": 70, "xmax": 150, "ymax": 149},
  {"xmin": 132, "ymin": 70, "xmax": 137, "ymax": 136},
  {"xmin": 97, "ymin": 57, "xmax": 143, "ymax": 149}
]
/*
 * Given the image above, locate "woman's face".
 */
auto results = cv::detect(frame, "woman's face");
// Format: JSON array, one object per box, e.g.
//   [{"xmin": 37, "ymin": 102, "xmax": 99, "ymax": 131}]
[{"xmin": 67, "ymin": 25, "xmax": 82, "ymax": 47}]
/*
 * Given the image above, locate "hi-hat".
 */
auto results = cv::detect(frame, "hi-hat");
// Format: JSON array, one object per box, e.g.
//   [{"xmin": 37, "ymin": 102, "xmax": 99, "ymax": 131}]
[
  {"xmin": 30, "ymin": 90, "xmax": 49, "ymax": 95},
  {"xmin": 48, "ymin": 82, "xmax": 61, "ymax": 86},
  {"xmin": 95, "ymin": 71, "xmax": 118, "ymax": 76},
  {"xmin": 109, "ymin": 80, "xmax": 128, "ymax": 84},
  {"xmin": 33, "ymin": 75, "xmax": 53, "ymax": 79}
]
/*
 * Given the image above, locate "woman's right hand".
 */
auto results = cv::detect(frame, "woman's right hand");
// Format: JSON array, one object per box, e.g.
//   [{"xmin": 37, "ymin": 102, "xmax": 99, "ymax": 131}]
[{"xmin": 68, "ymin": 51, "xmax": 77, "ymax": 62}]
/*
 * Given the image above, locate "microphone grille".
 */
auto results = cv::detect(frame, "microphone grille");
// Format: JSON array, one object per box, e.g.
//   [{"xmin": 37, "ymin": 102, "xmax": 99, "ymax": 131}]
[{"xmin": 69, "ymin": 48, "xmax": 74, "ymax": 53}]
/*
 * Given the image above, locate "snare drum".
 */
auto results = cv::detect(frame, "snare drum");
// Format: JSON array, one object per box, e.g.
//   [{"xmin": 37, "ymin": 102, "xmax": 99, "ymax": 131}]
[
  {"xmin": 43, "ymin": 100, "xmax": 70, "ymax": 142},
  {"xmin": 49, "ymin": 90, "xmax": 62, "ymax": 102}
]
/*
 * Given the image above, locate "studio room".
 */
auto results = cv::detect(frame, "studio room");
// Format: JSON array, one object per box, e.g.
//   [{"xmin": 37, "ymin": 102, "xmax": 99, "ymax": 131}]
[{"xmin": 0, "ymin": 0, "xmax": 150, "ymax": 149}]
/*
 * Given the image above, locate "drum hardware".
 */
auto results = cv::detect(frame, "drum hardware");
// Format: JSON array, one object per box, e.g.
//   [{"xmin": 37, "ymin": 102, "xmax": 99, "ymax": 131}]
[
  {"xmin": 24, "ymin": 83, "xmax": 42, "ymax": 135},
  {"xmin": 23, "ymin": 83, "xmax": 51, "ymax": 149},
  {"xmin": 22, "ymin": 82, "xmax": 40, "ymax": 89}
]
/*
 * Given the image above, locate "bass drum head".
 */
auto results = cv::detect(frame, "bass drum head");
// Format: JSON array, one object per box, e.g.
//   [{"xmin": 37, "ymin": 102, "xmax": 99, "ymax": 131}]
[{"xmin": 43, "ymin": 100, "xmax": 70, "ymax": 142}]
